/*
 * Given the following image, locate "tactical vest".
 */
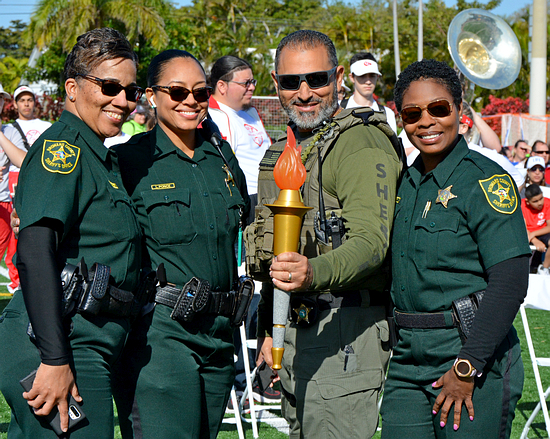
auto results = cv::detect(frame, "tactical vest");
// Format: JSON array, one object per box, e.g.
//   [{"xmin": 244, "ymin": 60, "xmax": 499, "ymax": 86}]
[{"xmin": 244, "ymin": 107, "xmax": 403, "ymax": 282}]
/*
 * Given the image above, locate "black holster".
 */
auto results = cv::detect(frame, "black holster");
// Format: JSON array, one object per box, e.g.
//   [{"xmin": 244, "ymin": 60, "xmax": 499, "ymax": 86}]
[
  {"xmin": 231, "ymin": 276, "xmax": 255, "ymax": 327},
  {"xmin": 452, "ymin": 290, "xmax": 485, "ymax": 342}
]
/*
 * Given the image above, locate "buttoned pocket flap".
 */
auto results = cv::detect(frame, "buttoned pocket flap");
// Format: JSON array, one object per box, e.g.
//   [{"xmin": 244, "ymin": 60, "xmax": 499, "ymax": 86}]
[
  {"xmin": 142, "ymin": 188, "xmax": 190, "ymax": 210},
  {"xmin": 415, "ymin": 212, "xmax": 459, "ymax": 233}
]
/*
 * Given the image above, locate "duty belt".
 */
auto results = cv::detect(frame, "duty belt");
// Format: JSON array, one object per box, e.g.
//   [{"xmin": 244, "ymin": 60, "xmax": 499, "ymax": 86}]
[
  {"xmin": 393, "ymin": 290, "xmax": 485, "ymax": 342},
  {"xmin": 394, "ymin": 310, "xmax": 457, "ymax": 329},
  {"xmin": 155, "ymin": 277, "xmax": 236, "ymax": 323}
]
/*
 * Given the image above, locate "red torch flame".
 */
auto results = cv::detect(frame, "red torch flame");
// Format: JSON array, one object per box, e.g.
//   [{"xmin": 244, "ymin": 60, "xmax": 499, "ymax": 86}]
[{"xmin": 273, "ymin": 127, "xmax": 307, "ymax": 190}]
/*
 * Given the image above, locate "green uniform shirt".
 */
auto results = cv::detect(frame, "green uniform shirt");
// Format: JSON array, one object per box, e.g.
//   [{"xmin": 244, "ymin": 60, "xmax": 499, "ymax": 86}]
[
  {"xmin": 114, "ymin": 126, "xmax": 248, "ymax": 291},
  {"xmin": 15, "ymin": 111, "xmax": 142, "ymax": 291},
  {"xmin": 391, "ymin": 136, "xmax": 530, "ymax": 313}
]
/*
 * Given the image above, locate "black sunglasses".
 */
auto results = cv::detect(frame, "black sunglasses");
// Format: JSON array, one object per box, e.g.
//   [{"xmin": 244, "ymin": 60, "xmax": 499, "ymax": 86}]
[
  {"xmin": 151, "ymin": 85, "xmax": 212, "ymax": 103},
  {"xmin": 276, "ymin": 67, "xmax": 337, "ymax": 91},
  {"xmin": 401, "ymin": 99, "xmax": 453, "ymax": 124},
  {"xmin": 534, "ymin": 150, "xmax": 550, "ymax": 155},
  {"xmin": 76, "ymin": 74, "xmax": 143, "ymax": 102}
]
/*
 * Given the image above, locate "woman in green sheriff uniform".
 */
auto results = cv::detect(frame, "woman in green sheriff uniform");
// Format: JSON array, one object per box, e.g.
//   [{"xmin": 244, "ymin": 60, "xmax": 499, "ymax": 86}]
[
  {"xmin": 0, "ymin": 28, "xmax": 143, "ymax": 438},
  {"xmin": 380, "ymin": 59, "xmax": 530, "ymax": 438},
  {"xmin": 113, "ymin": 49, "xmax": 249, "ymax": 438}
]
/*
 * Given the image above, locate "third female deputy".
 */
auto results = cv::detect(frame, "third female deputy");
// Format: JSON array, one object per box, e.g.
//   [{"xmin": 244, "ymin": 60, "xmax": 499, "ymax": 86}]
[
  {"xmin": 0, "ymin": 28, "xmax": 143, "ymax": 438},
  {"xmin": 380, "ymin": 59, "xmax": 530, "ymax": 438},
  {"xmin": 113, "ymin": 49, "xmax": 249, "ymax": 438}
]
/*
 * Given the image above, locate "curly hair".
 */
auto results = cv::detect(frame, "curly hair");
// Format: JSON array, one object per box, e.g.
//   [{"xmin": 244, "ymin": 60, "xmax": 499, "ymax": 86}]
[{"xmin": 394, "ymin": 59, "xmax": 462, "ymax": 112}]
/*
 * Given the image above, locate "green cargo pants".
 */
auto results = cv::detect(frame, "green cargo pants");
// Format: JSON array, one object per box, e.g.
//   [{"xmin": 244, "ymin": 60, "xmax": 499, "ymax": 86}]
[{"xmin": 278, "ymin": 304, "xmax": 390, "ymax": 439}]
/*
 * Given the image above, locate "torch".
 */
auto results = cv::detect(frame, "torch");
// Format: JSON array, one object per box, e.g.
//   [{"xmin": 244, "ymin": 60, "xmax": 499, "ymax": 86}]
[{"xmin": 265, "ymin": 127, "xmax": 312, "ymax": 370}]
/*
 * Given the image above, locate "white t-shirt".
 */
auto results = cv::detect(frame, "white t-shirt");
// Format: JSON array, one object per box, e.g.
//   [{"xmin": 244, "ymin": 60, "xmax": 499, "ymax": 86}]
[
  {"xmin": 209, "ymin": 99, "xmax": 271, "ymax": 194},
  {"xmin": 345, "ymin": 95, "xmax": 398, "ymax": 133},
  {"xmin": 9, "ymin": 118, "xmax": 52, "ymax": 172},
  {"xmin": 104, "ymin": 132, "xmax": 131, "ymax": 148},
  {"xmin": 12, "ymin": 118, "xmax": 52, "ymax": 146},
  {"xmin": 0, "ymin": 125, "xmax": 27, "ymax": 201}
]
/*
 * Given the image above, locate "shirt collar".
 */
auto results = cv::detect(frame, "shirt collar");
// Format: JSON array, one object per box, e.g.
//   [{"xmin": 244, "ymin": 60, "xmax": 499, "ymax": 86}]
[
  {"xmin": 153, "ymin": 125, "xmax": 218, "ymax": 162},
  {"xmin": 59, "ymin": 111, "xmax": 110, "ymax": 161},
  {"xmin": 407, "ymin": 135, "xmax": 468, "ymax": 188}
]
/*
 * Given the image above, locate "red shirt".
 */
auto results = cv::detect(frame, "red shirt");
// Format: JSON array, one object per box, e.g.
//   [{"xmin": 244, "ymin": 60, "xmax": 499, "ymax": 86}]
[{"xmin": 522, "ymin": 197, "xmax": 550, "ymax": 232}]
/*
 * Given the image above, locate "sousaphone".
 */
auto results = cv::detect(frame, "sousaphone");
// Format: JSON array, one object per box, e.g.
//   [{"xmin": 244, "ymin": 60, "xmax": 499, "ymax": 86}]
[{"xmin": 447, "ymin": 8, "xmax": 521, "ymax": 90}]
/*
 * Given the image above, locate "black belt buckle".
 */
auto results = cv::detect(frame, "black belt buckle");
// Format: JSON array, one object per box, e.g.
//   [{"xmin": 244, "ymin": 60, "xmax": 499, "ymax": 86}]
[{"xmin": 290, "ymin": 296, "xmax": 318, "ymax": 328}]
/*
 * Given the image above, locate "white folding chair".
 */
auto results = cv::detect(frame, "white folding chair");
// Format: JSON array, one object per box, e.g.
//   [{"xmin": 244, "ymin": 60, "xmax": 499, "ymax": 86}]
[
  {"xmin": 520, "ymin": 273, "xmax": 550, "ymax": 439},
  {"xmin": 238, "ymin": 322, "xmax": 282, "ymax": 439},
  {"xmin": 222, "ymin": 354, "xmax": 245, "ymax": 439}
]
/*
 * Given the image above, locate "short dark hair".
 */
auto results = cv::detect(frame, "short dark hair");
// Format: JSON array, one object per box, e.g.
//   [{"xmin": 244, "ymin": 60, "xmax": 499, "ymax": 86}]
[
  {"xmin": 350, "ymin": 52, "xmax": 376, "ymax": 67},
  {"xmin": 526, "ymin": 183, "xmax": 543, "ymax": 200},
  {"xmin": 275, "ymin": 30, "xmax": 337, "ymax": 73},
  {"xmin": 394, "ymin": 59, "xmax": 462, "ymax": 112},
  {"xmin": 515, "ymin": 139, "xmax": 528, "ymax": 148},
  {"xmin": 209, "ymin": 56, "xmax": 252, "ymax": 92},
  {"xmin": 64, "ymin": 28, "xmax": 138, "ymax": 81},
  {"xmin": 533, "ymin": 140, "xmax": 548, "ymax": 150},
  {"xmin": 147, "ymin": 49, "xmax": 205, "ymax": 87}
]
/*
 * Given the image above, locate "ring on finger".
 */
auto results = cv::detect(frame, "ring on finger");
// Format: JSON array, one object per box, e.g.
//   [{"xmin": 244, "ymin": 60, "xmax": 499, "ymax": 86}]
[{"xmin": 288, "ymin": 271, "xmax": 292, "ymax": 282}]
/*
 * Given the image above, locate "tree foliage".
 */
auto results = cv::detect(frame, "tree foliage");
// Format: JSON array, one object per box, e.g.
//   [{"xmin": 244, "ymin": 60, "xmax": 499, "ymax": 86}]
[{"xmin": 0, "ymin": 0, "xmax": 547, "ymax": 117}]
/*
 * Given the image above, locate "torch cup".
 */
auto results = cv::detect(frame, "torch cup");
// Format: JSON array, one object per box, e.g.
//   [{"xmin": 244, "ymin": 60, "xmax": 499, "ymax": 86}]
[{"xmin": 265, "ymin": 189, "xmax": 312, "ymax": 370}]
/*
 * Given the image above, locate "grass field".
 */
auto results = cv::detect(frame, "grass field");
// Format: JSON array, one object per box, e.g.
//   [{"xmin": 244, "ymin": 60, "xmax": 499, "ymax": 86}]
[{"xmin": 1, "ymin": 283, "xmax": 550, "ymax": 438}]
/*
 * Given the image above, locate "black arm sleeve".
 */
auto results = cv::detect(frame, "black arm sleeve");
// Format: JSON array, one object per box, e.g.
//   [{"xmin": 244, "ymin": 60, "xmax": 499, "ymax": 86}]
[
  {"xmin": 16, "ymin": 219, "xmax": 70, "ymax": 366},
  {"xmin": 458, "ymin": 255, "xmax": 529, "ymax": 371}
]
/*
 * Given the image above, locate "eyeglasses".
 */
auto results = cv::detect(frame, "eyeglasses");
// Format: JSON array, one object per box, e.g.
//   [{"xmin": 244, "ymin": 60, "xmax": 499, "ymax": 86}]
[
  {"xmin": 151, "ymin": 85, "xmax": 212, "ymax": 103},
  {"xmin": 400, "ymin": 99, "xmax": 453, "ymax": 124},
  {"xmin": 76, "ymin": 74, "xmax": 143, "ymax": 102},
  {"xmin": 276, "ymin": 67, "xmax": 337, "ymax": 91},
  {"xmin": 534, "ymin": 150, "xmax": 550, "ymax": 155},
  {"xmin": 228, "ymin": 79, "xmax": 257, "ymax": 89},
  {"xmin": 519, "ymin": 147, "xmax": 530, "ymax": 152},
  {"xmin": 531, "ymin": 166, "xmax": 545, "ymax": 172}
]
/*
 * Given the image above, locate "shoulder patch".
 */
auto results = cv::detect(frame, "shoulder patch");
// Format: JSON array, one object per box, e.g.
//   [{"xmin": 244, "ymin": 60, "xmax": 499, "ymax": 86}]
[
  {"xmin": 259, "ymin": 150, "xmax": 282, "ymax": 168},
  {"xmin": 478, "ymin": 174, "xmax": 518, "ymax": 214},
  {"xmin": 41, "ymin": 140, "xmax": 80, "ymax": 174}
]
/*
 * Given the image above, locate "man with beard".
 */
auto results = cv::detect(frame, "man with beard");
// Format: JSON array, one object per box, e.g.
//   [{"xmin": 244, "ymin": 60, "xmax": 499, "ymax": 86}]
[{"xmin": 247, "ymin": 30, "xmax": 401, "ymax": 438}]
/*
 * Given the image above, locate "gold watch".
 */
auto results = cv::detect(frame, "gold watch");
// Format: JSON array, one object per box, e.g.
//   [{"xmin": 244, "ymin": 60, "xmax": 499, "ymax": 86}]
[{"xmin": 453, "ymin": 358, "xmax": 477, "ymax": 378}]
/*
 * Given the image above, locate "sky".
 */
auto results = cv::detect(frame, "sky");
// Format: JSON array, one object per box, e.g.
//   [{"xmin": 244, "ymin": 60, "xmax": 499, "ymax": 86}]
[{"xmin": 0, "ymin": 0, "xmax": 534, "ymax": 32}]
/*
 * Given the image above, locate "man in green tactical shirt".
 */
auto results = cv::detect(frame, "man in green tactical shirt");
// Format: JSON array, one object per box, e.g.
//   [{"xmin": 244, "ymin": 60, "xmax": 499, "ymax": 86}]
[{"xmin": 248, "ymin": 30, "xmax": 401, "ymax": 439}]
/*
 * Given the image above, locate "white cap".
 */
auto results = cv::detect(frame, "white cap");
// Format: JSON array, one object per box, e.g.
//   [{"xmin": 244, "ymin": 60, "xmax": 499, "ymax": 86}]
[
  {"xmin": 0, "ymin": 84, "xmax": 11, "ymax": 100},
  {"xmin": 350, "ymin": 59, "xmax": 381, "ymax": 77},
  {"xmin": 527, "ymin": 156, "xmax": 546, "ymax": 169},
  {"xmin": 341, "ymin": 80, "xmax": 351, "ymax": 93},
  {"xmin": 13, "ymin": 85, "xmax": 34, "ymax": 101}
]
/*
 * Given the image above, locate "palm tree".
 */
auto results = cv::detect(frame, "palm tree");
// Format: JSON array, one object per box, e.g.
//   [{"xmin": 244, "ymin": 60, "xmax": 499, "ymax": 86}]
[
  {"xmin": 24, "ymin": 0, "xmax": 170, "ymax": 52},
  {"xmin": 0, "ymin": 56, "xmax": 29, "ymax": 91}
]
